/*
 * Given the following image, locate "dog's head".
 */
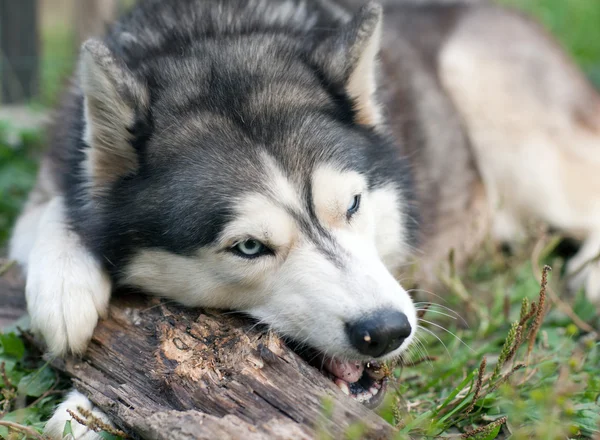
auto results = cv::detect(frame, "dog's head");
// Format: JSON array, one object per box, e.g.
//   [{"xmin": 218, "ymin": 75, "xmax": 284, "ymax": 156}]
[{"xmin": 77, "ymin": 3, "xmax": 418, "ymax": 403}]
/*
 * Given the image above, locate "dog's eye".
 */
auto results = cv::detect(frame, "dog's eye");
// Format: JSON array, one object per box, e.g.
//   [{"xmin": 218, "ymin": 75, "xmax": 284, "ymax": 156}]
[
  {"xmin": 347, "ymin": 194, "xmax": 361, "ymax": 218},
  {"xmin": 231, "ymin": 239, "xmax": 271, "ymax": 258}
]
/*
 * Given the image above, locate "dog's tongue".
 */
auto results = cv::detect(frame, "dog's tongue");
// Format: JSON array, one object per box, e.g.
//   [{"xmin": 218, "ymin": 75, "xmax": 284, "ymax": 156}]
[{"xmin": 323, "ymin": 357, "xmax": 364, "ymax": 383}]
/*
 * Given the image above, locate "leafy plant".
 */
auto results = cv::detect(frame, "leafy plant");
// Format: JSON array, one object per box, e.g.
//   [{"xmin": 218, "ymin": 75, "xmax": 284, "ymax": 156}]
[
  {"xmin": 382, "ymin": 246, "xmax": 599, "ymax": 439},
  {"xmin": 0, "ymin": 122, "xmax": 41, "ymax": 248},
  {"xmin": 0, "ymin": 330, "xmax": 64, "ymax": 439}
]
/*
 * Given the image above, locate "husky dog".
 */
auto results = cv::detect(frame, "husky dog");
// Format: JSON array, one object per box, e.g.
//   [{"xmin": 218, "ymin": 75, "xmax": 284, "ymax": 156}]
[{"xmin": 9, "ymin": 0, "xmax": 600, "ymax": 437}]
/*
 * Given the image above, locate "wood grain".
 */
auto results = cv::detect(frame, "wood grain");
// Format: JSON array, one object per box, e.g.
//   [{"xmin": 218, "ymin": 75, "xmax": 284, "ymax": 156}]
[{"xmin": 0, "ymin": 271, "xmax": 396, "ymax": 439}]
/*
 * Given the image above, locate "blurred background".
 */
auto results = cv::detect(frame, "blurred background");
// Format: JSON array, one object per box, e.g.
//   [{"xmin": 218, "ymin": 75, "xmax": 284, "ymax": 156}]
[
  {"xmin": 0, "ymin": 3, "xmax": 599, "ymax": 437},
  {"xmin": 0, "ymin": 0, "xmax": 600, "ymax": 248}
]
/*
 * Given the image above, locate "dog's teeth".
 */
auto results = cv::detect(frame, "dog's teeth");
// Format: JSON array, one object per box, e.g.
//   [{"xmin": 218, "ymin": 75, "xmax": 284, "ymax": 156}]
[
  {"xmin": 335, "ymin": 379, "xmax": 350, "ymax": 395},
  {"xmin": 355, "ymin": 391, "xmax": 373, "ymax": 403}
]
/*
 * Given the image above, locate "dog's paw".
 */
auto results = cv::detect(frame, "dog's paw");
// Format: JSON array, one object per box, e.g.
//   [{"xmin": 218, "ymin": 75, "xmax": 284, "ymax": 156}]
[
  {"xmin": 44, "ymin": 390, "xmax": 112, "ymax": 440},
  {"xmin": 25, "ymin": 198, "xmax": 111, "ymax": 357},
  {"xmin": 567, "ymin": 260, "xmax": 600, "ymax": 304},
  {"xmin": 566, "ymin": 234, "xmax": 600, "ymax": 305},
  {"xmin": 491, "ymin": 208, "xmax": 526, "ymax": 245},
  {"xmin": 26, "ymin": 257, "xmax": 111, "ymax": 356}
]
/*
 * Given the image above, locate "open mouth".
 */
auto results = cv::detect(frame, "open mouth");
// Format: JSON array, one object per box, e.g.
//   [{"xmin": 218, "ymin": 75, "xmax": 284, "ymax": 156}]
[{"xmin": 310, "ymin": 353, "xmax": 389, "ymax": 409}]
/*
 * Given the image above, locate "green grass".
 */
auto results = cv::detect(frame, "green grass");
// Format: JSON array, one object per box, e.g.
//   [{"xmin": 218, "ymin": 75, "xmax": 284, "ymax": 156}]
[
  {"xmin": 1, "ymin": 0, "xmax": 600, "ymax": 438},
  {"xmin": 498, "ymin": 0, "xmax": 600, "ymax": 87},
  {"xmin": 39, "ymin": 26, "xmax": 76, "ymax": 107},
  {"xmin": 384, "ymin": 244, "xmax": 600, "ymax": 439},
  {"xmin": 0, "ymin": 125, "xmax": 41, "ymax": 248},
  {"xmin": 0, "ymin": 330, "xmax": 68, "ymax": 439}
]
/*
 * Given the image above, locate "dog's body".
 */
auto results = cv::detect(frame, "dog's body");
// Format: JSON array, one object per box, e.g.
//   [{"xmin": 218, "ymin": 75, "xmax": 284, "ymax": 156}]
[{"xmin": 9, "ymin": 0, "xmax": 600, "ymax": 437}]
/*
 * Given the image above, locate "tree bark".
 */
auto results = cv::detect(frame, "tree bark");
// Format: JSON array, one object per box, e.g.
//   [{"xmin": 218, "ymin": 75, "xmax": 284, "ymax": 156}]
[{"xmin": 0, "ymin": 270, "xmax": 396, "ymax": 440}]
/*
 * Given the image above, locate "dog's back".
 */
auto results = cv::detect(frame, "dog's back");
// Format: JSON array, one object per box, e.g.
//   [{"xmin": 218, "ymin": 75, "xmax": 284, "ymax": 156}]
[
  {"xmin": 12, "ymin": 0, "xmax": 600, "ymax": 307},
  {"xmin": 375, "ymin": 3, "xmax": 600, "ymax": 295}
]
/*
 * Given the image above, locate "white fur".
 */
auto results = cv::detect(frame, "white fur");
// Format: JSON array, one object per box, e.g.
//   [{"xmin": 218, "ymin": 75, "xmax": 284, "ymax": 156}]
[
  {"xmin": 311, "ymin": 166, "xmax": 367, "ymax": 227},
  {"xmin": 24, "ymin": 197, "xmax": 111, "ymax": 356},
  {"xmin": 8, "ymin": 201, "xmax": 48, "ymax": 273},
  {"xmin": 366, "ymin": 184, "xmax": 411, "ymax": 273},
  {"xmin": 124, "ymin": 164, "xmax": 416, "ymax": 360},
  {"xmin": 45, "ymin": 390, "xmax": 111, "ymax": 440},
  {"xmin": 566, "ymin": 233, "xmax": 600, "ymax": 302},
  {"xmin": 123, "ymin": 193, "xmax": 297, "ymax": 310},
  {"xmin": 249, "ymin": 165, "xmax": 415, "ymax": 359},
  {"xmin": 248, "ymin": 231, "xmax": 417, "ymax": 360},
  {"xmin": 261, "ymin": 152, "xmax": 304, "ymax": 212}
]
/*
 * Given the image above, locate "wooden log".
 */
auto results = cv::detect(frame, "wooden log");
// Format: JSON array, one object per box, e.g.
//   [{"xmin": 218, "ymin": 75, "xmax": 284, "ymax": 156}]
[{"xmin": 0, "ymin": 270, "xmax": 396, "ymax": 439}]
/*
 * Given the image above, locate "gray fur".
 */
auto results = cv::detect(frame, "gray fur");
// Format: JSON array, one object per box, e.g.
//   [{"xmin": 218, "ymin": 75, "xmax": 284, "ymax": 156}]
[
  {"xmin": 40, "ymin": 0, "xmax": 418, "ymax": 276},
  {"xmin": 10, "ymin": 0, "xmax": 600, "ymax": 375}
]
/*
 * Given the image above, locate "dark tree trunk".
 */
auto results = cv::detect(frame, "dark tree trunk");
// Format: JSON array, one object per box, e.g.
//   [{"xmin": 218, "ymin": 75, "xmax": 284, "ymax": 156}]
[
  {"xmin": 0, "ymin": 269, "xmax": 396, "ymax": 440},
  {"xmin": 0, "ymin": 0, "xmax": 39, "ymax": 103}
]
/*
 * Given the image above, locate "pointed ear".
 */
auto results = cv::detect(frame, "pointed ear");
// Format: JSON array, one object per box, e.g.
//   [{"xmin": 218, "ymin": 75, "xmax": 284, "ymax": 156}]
[
  {"xmin": 314, "ymin": 3, "xmax": 383, "ymax": 126},
  {"xmin": 79, "ymin": 39, "xmax": 149, "ymax": 194}
]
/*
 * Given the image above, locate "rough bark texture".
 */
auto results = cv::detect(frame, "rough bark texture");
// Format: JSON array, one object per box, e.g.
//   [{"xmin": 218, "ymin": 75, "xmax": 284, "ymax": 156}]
[{"xmin": 0, "ymin": 268, "xmax": 396, "ymax": 440}]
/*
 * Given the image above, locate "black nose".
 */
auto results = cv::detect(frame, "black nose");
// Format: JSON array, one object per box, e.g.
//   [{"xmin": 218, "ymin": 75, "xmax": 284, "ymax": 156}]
[{"xmin": 346, "ymin": 310, "xmax": 412, "ymax": 358}]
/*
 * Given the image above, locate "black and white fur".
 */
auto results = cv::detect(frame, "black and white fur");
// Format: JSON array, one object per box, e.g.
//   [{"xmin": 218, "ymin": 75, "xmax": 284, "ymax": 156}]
[
  {"xmin": 9, "ymin": 0, "xmax": 600, "ymax": 438},
  {"xmin": 11, "ymin": 0, "xmax": 418, "ymax": 359}
]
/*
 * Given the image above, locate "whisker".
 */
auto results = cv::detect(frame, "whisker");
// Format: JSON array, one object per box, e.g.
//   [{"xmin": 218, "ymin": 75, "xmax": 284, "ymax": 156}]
[
  {"xmin": 243, "ymin": 318, "xmax": 272, "ymax": 336},
  {"xmin": 418, "ymin": 319, "xmax": 475, "ymax": 353},
  {"xmin": 307, "ymin": 350, "xmax": 324, "ymax": 367},
  {"xmin": 402, "ymin": 337, "xmax": 421, "ymax": 361},
  {"xmin": 403, "ymin": 334, "xmax": 433, "ymax": 368},
  {"xmin": 221, "ymin": 310, "xmax": 247, "ymax": 316},
  {"xmin": 413, "ymin": 302, "xmax": 469, "ymax": 327},
  {"xmin": 140, "ymin": 299, "xmax": 181, "ymax": 312},
  {"xmin": 415, "ymin": 308, "xmax": 458, "ymax": 320},
  {"xmin": 413, "ymin": 331, "xmax": 431, "ymax": 357},
  {"xmin": 417, "ymin": 325, "xmax": 452, "ymax": 359},
  {"xmin": 407, "ymin": 288, "xmax": 449, "ymax": 304}
]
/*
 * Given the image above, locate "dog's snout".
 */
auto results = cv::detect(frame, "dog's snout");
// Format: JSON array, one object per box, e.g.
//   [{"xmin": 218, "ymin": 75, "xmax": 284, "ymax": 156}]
[{"xmin": 346, "ymin": 310, "xmax": 412, "ymax": 358}]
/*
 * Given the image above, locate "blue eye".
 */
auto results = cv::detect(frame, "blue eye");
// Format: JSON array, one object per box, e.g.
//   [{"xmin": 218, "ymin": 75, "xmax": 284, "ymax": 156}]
[
  {"xmin": 231, "ymin": 239, "xmax": 271, "ymax": 258},
  {"xmin": 347, "ymin": 194, "xmax": 361, "ymax": 218}
]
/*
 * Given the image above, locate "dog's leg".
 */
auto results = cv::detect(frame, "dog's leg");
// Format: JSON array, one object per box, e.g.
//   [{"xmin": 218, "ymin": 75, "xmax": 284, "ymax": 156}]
[
  {"xmin": 23, "ymin": 196, "xmax": 111, "ymax": 356},
  {"xmin": 488, "ymin": 196, "xmax": 526, "ymax": 247},
  {"xmin": 44, "ymin": 390, "xmax": 111, "ymax": 440},
  {"xmin": 566, "ymin": 233, "xmax": 600, "ymax": 302},
  {"xmin": 439, "ymin": 5, "xmax": 600, "ymax": 303},
  {"xmin": 9, "ymin": 160, "xmax": 57, "ymax": 273},
  {"xmin": 8, "ymin": 202, "xmax": 49, "ymax": 272},
  {"xmin": 9, "ymin": 169, "xmax": 112, "ymax": 436}
]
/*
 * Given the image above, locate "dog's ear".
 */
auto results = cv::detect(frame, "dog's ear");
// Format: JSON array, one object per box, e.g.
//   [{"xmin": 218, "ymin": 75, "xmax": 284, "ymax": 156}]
[
  {"xmin": 314, "ymin": 2, "xmax": 383, "ymax": 126},
  {"xmin": 79, "ymin": 39, "xmax": 149, "ymax": 194}
]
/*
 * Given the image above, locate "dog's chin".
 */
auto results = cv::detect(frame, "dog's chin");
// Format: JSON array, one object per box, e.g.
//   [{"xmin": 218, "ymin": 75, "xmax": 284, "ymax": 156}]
[{"xmin": 293, "ymin": 345, "xmax": 392, "ymax": 409}]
